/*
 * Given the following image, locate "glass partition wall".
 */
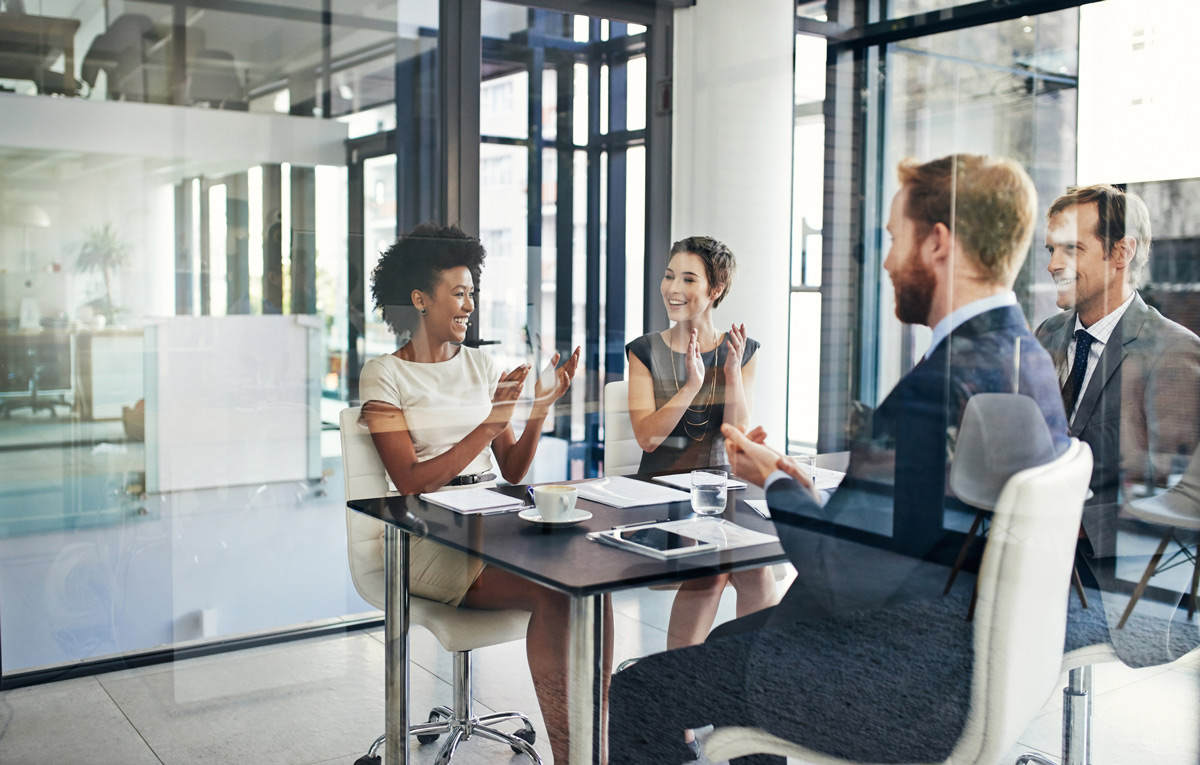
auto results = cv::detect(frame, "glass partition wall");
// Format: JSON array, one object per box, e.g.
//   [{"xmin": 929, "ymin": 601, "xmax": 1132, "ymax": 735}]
[
  {"xmin": 0, "ymin": 0, "xmax": 414, "ymax": 680},
  {"xmin": 810, "ymin": 0, "xmax": 1200, "ymax": 643},
  {"xmin": 0, "ymin": 0, "xmax": 656, "ymax": 683}
]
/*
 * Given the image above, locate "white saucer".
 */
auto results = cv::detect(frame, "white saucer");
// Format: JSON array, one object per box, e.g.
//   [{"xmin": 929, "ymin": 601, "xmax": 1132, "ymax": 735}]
[{"xmin": 518, "ymin": 508, "xmax": 593, "ymax": 527}]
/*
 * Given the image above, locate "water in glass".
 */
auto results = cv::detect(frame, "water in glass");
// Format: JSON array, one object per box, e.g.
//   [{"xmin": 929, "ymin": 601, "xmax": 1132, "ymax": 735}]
[{"xmin": 691, "ymin": 469, "xmax": 727, "ymax": 516}]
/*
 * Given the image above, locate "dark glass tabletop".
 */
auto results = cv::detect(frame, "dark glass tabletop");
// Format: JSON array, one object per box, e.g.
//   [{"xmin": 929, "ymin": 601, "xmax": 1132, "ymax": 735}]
[{"xmin": 346, "ymin": 477, "xmax": 787, "ymax": 598}]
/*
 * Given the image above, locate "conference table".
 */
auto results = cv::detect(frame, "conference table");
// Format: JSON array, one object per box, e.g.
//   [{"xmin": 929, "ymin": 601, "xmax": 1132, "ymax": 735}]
[{"xmin": 347, "ymin": 476, "xmax": 789, "ymax": 765}]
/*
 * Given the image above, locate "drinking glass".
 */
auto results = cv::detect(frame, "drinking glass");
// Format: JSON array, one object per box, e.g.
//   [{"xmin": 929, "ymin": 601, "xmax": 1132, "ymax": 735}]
[
  {"xmin": 797, "ymin": 454, "xmax": 816, "ymax": 484},
  {"xmin": 691, "ymin": 469, "xmax": 728, "ymax": 516}
]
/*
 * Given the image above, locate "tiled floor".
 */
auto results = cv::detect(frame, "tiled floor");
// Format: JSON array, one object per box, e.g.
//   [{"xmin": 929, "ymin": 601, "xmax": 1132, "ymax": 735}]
[{"xmin": 2, "ymin": 584, "xmax": 1199, "ymax": 765}]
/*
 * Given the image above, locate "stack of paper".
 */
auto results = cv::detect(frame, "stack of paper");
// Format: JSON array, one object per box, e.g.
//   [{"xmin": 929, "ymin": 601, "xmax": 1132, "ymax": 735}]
[
  {"xmin": 575, "ymin": 476, "xmax": 690, "ymax": 508},
  {"xmin": 419, "ymin": 488, "xmax": 526, "ymax": 515}
]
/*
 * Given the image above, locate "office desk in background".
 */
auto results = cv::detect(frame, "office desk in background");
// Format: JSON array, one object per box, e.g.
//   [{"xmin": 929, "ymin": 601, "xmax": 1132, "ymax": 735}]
[
  {"xmin": 0, "ymin": 12, "xmax": 80, "ymax": 95},
  {"xmin": 348, "ymin": 479, "xmax": 788, "ymax": 765}
]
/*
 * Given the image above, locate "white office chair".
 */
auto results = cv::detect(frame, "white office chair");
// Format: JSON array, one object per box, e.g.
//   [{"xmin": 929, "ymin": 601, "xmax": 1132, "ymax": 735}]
[
  {"xmin": 704, "ymin": 437, "xmax": 1093, "ymax": 765},
  {"xmin": 603, "ymin": 380, "xmax": 643, "ymax": 476},
  {"xmin": 339, "ymin": 407, "xmax": 540, "ymax": 765}
]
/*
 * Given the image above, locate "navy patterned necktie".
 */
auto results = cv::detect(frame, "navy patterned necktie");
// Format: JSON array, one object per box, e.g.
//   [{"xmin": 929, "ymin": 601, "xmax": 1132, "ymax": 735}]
[{"xmin": 1061, "ymin": 328, "xmax": 1095, "ymax": 418}]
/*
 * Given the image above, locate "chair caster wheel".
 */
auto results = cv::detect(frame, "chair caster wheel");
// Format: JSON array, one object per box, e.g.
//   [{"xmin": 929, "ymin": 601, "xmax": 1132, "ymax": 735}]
[
  {"xmin": 510, "ymin": 727, "xmax": 536, "ymax": 753},
  {"xmin": 416, "ymin": 711, "xmax": 443, "ymax": 745},
  {"xmin": 353, "ymin": 756, "xmax": 381, "ymax": 765}
]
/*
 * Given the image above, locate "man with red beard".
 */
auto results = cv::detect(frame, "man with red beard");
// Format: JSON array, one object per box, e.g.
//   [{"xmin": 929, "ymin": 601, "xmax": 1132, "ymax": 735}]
[{"xmin": 609, "ymin": 155, "xmax": 1069, "ymax": 765}]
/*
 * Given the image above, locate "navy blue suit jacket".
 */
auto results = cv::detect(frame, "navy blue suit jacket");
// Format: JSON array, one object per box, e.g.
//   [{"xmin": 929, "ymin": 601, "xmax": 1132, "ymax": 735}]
[{"xmin": 764, "ymin": 304, "xmax": 1069, "ymax": 623}]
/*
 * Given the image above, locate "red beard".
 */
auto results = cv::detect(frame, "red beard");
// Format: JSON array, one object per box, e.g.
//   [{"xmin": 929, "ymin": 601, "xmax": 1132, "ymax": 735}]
[{"xmin": 892, "ymin": 247, "xmax": 935, "ymax": 325}]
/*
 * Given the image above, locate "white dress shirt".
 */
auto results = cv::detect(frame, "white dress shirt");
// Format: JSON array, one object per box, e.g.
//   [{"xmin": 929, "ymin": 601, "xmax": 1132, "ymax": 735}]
[
  {"xmin": 1062, "ymin": 291, "xmax": 1136, "ymax": 424},
  {"xmin": 923, "ymin": 291, "xmax": 1017, "ymax": 360}
]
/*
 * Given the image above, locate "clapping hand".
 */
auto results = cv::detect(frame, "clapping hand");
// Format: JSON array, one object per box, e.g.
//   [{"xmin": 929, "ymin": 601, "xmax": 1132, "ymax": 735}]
[
  {"xmin": 683, "ymin": 328, "xmax": 705, "ymax": 393},
  {"xmin": 723, "ymin": 323, "xmax": 748, "ymax": 374},
  {"xmin": 533, "ymin": 346, "xmax": 581, "ymax": 417},
  {"xmin": 486, "ymin": 364, "xmax": 530, "ymax": 436}
]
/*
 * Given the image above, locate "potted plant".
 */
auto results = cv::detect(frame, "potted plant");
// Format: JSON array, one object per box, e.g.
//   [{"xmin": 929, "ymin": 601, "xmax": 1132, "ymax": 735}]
[{"xmin": 75, "ymin": 223, "xmax": 128, "ymax": 323}]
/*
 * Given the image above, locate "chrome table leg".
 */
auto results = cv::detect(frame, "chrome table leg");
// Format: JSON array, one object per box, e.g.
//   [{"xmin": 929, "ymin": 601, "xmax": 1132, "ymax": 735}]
[
  {"xmin": 567, "ymin": 594, "xmax": 598, "ymax": 764},
  {"xmin": 385, "ymin": 528, "xmax": 411, "ymax": 765}
]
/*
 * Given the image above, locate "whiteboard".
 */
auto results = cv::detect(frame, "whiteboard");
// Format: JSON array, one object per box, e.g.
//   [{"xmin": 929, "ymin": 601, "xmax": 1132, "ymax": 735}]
[{"xmin": 145, "ymin": 315, "xmax": 322, "ymax": 493}]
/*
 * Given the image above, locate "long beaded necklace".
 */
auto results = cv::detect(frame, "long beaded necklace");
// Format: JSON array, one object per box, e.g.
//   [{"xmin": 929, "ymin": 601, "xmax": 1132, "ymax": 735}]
[{"xmin": 670, "ymin": 330, "xmax": 722, "ymax": 442}]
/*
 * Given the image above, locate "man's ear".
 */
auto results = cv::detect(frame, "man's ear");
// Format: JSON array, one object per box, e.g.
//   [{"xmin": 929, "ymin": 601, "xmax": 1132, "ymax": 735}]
[
  {"xmin": 1109, "ymin": 237, "xmax": 1135, "ymax": 270},
  {"xmin": 926, "ymin": 221, "xmax": 954, "ymax": 265}
]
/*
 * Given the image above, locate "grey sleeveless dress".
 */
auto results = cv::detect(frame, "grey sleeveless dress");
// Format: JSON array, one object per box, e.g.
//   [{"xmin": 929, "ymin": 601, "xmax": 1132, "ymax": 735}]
[{"xmin": 625, "ymin": 332, "xmax": 760, "ymax": 474}]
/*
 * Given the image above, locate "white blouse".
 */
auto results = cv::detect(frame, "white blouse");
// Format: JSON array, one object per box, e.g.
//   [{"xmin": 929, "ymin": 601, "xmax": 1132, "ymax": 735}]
[{"xmin": 358, "ymin": 347, "xmax": 500, "ymax": 478}]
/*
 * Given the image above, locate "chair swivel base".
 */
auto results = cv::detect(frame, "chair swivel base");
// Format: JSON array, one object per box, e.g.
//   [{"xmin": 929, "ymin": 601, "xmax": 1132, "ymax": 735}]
[
  {"xmin": 356, "ymin": 650, "xmax": 541, "ymax": 765},
  {"xmin": 356, "ymin": 708, "xmax": 540, "ymax": 765}
]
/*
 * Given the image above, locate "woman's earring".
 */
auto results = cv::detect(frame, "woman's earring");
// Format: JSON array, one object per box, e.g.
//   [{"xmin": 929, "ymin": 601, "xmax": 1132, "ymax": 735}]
[{"xmin": 419, "ymin": 307, "xmax": 427, "ymax": 316}]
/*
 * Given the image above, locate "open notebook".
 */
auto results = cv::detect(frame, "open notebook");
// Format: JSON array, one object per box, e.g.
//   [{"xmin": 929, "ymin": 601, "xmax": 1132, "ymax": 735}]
[{"xmin": 418, "ymin": 488, "xmax": 526, "ymax": 515}]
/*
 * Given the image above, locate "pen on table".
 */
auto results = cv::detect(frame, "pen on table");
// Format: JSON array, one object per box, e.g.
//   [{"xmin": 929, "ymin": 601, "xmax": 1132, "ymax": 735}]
[
  {"xmin": 609, "ymin": 518, "xmax": 668, "ymax": 531},
  {"xmin": 746, "ymin": 501, "xmax": 770, "ymax": 520},
  {"xmin": 477, "ymin": 505, "xmax": 525, "ymax": 516}
]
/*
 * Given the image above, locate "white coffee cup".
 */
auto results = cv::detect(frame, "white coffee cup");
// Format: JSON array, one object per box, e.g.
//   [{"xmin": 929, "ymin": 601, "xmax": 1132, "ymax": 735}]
[{"xmin": 532, "ymin": 485, "xmax": 578, "ymax": 522}]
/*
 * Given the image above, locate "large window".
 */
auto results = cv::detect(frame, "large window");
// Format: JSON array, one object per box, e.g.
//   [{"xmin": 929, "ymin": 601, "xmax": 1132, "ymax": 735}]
[{"xmin": 476, "ymin": 5, "xmax": 650, "ymax": 467}]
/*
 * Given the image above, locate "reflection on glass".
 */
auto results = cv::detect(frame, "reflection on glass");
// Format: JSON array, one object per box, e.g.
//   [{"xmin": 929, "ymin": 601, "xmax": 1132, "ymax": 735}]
[
  {"xmin": 878, "ymin": 10, "xmax": 1079, "ymax": 393},
  {"xmin": 363, "ymin": 155, "xmax": 397, "ymax": 360}
]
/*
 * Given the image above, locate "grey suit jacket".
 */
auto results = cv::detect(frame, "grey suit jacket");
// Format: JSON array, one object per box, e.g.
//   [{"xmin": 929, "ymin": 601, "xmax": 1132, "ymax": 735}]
[{"xmin": 1035, "ymin": 292, "xmax": 1200, "ymax": 554}]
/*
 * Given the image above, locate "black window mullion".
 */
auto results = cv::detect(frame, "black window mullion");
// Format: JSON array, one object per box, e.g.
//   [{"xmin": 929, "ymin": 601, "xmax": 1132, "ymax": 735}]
[{"xmin": 604, "ymin": 26, "xmax": 628, "ymax": 386}]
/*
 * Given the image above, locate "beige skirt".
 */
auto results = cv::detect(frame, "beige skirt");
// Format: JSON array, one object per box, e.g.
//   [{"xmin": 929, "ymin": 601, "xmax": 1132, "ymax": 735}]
[
  {"xmin": 379, "ymin": 481, "xmax": 490, "ymax": 606},
  {"xmin": 409, "ymin": 537, "xmax": 486, "ymax": 606}
]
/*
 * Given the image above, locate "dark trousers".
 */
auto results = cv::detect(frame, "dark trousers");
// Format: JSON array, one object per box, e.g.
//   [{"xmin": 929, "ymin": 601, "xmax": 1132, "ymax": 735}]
[
  {"xmin": 608, "ymin": 618, "xmax": 786, "ymax": 765},
  {"xmin": 608, "ymin": 595, "xmax": 976, "ymax": 765}
]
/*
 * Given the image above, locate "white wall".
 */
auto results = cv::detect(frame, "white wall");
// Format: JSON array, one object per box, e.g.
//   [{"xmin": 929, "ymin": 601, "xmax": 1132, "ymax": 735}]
[
  {"xmin": 1078, "ymin": 0, "xmax": 1200, "ymax": 185},
  {"xmin": 671, "ymin": 0, "xmax": 795, "ymax": 447}
]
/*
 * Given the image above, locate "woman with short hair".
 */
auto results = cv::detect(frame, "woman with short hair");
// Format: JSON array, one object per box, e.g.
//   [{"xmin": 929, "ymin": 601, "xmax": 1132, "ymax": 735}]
[{"xmin": 625, "ymin": 235, "xmax": 779, "ymax": 760}]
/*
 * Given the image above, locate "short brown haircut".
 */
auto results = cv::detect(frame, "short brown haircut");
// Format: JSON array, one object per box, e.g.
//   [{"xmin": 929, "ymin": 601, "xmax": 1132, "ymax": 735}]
[
  {"xmin": 1047, "ymin": 184, "xmax": 1152, "ymax": 288},
  {"xmin": 669, "ymin": 236, "xmax": 736, "ymax": 308},
  {"xmin": 898, "ymin": 154, "xmax": 1038, "ymax": 285}
]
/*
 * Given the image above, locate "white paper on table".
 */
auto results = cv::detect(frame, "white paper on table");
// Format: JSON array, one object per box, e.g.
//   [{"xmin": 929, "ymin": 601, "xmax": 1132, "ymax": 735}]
[
  {"xmin": 745, "ymin": 499, "xmax": 771, "ymax": 518},
  {"xmin": 652, "ymin": 472, "xmax": 748, "ymax": 491},
  {"xmin": 587, "ymin": 517, "xmax": 778, "ymax": 558},
  {"xmin": 812, "ymin": 467, "xmax": 846, "ymax": 490},
  {"xmin": 575, "ymin": 476, "xmax": 690, "ymax": 508},
  {"xmin": 663, "ymin": 518, "xmax": 778, "ymax": 548},
  {"xmin": 418, "ymin": 488, "xmax": 526, "ymax": 514}
]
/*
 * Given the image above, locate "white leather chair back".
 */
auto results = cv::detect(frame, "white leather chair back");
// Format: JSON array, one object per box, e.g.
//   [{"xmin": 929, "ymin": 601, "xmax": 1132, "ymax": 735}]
[
  {"xmin": 604, "ymin": 380, "xmax": 642, "ymax": 476},
  {"xmin": 340, "ymin": 406, "xmax": 389, "ymax": 608},
  {"xmin": 705, "ymin": 437, "xmax": 1093, "ymax": 764},
  {"xmin": 338, "ymin": 406, "xmax": 532, "ymax": 652},
  {"xmin": 953, "ymin": 437, "xmax": 1091, "ymax": 763}
]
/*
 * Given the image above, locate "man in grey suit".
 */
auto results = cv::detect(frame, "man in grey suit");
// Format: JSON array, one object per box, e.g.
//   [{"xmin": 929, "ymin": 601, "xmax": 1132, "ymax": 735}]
[
  {"xmin": 1038, "ymin": 185, "xmax": 1200, "ymax": 667},
  {"xmin": 1037, "ymin": 184, "xmax": 1200, "ymax": 559}
]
